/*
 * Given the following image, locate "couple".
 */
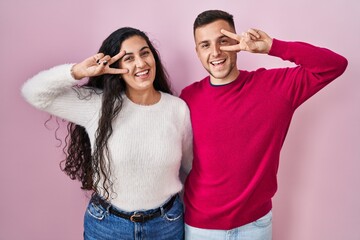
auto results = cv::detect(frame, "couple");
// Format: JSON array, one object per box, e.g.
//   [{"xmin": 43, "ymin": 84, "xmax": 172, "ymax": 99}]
[{"xmin": 21, "ymin": 9, "xmax": 347, "ymax": 240}]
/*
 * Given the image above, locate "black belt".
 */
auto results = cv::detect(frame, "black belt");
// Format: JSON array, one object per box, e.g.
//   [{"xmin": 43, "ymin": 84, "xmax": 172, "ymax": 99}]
[{"xmin": 93, "ymin": 194, "xmax": 177, "ymax": 223}]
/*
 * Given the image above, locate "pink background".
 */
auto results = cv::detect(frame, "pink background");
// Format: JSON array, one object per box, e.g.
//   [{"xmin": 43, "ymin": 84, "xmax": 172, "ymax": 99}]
[{"xmin": 1, "ymin": 0, "xmax": 359, "ymax": 239}]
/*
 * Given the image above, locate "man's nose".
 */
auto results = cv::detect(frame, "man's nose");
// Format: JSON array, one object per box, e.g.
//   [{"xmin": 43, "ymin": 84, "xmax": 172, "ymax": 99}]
[{"xmin": 211, "ymin": 45, "xmax": 222, "ymax": 57}]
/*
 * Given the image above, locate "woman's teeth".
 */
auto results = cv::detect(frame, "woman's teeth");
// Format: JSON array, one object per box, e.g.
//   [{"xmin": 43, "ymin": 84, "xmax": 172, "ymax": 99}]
[{"xmin": 135, "ymin": 70, "xmax": 149, "ymax": 76}]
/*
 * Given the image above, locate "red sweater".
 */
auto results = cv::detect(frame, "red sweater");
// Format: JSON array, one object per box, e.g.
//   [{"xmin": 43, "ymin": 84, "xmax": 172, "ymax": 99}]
[{"xmin": 180, "ymin": 39, "xmax": 347, "ymax": 229}]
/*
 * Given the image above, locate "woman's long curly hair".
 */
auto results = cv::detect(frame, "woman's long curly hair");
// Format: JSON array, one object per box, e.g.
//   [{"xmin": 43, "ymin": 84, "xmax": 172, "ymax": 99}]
[{"xmin": 60, "ymin": 27, "xmax": 172, "ymax": 200}]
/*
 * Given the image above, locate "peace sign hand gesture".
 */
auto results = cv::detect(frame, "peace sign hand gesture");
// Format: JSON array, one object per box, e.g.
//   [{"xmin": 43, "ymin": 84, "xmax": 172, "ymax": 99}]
[
  {"xmin": 220, "ymin": 28, "xmax": 273, "ymax": 54},
  {"xmin": 71, "ymin": 51, "xmax": 129, "ymax": 80}
]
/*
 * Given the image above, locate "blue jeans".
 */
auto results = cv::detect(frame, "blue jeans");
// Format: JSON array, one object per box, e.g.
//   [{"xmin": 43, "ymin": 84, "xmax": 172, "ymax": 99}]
[
  {"xmin": 185, "ymin": 211, "xmax": 272, "ymax": 240},
  {"xmin": 84, "ymin": 194, "xmax": 184, "ymax": 240}
]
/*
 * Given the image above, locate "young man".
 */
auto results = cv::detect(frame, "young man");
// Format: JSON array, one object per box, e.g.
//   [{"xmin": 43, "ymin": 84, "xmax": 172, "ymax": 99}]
[{"xmin": 180, "ymin": 10, "xmax": 348, "ymax": 240}]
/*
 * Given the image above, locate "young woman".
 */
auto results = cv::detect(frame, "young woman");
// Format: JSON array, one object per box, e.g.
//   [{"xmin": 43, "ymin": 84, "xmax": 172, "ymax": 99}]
[{"xmin": 21, "ymin": 27, "xmax": 192, "ymax": 240}]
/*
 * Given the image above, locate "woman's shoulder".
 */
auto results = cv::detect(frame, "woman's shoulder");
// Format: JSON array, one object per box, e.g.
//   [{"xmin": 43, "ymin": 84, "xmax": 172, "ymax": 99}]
[
  {"xmin": 160, "ymin": 92, "xmax": 190, "ymax": 114},
  {"xmin": 161, "ymin": 92, "xmax": 187, "ymax": 106}
]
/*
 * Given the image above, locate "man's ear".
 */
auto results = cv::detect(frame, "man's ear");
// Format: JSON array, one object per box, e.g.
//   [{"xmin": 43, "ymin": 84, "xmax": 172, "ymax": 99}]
[{"xmin": 195, "ymin": 46, "xmax": 200, "ymax": 58}]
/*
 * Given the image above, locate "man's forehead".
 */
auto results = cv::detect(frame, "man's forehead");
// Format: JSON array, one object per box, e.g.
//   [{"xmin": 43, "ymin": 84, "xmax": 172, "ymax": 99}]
[{"xmin": 194, "ymin": 20, "xmax": 235, "ymax": 41}]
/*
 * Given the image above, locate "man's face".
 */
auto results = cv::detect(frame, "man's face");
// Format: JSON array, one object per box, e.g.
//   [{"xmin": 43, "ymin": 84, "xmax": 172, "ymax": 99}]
[{"xmin": 194, "ymin": 20, "xmax": 239, "ymax": 84}]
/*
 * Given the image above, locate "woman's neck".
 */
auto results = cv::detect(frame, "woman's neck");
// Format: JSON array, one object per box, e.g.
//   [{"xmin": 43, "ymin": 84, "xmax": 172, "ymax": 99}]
[{"xmin": 125, "ymin": 88, "xmax": 161, "ymax": 106}]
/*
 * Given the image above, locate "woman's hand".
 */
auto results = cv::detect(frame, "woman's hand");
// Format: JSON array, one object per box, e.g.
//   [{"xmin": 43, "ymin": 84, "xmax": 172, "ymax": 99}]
[{"xmin": 71, "ymin": 51, "xmax": 129, "ymax": 80}]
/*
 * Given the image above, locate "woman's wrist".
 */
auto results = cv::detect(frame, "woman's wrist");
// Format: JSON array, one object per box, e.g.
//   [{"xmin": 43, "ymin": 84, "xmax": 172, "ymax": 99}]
[{"xmin": 70, "ymin": 64, "xmax": 83, "ymax": 80}]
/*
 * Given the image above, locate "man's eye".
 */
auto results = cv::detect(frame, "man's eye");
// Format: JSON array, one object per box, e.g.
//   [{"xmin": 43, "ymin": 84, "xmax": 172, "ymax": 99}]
[
  {"xmin": 220, "ymin": 40, "xmax": 229, "ymax": 45},
  {"xmin": 201, "ymin": 44, "xmax": 209, "ymax": 49}
]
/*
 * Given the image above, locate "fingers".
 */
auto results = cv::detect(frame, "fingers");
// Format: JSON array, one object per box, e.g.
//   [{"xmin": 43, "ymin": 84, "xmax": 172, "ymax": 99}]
[
  {"xmin": 220, "ymin": 45, "xmax": 241, "ymax": 52},
  {"xmin": 220, "ymin": 28, "xmax": 261, "ymax": 41},
  {"xmin": 218, "ymin": 29, "xmax": 241, "ymax": 52},
  {"xmin": 92, "ymin": 51, "xmax": 128, "ymax": 75},
  {"xmin": 107, "ymin": 50, "xmax": 128, "ymax": 74},
  {"xmin": 220, "ymin": 29, "xmax": 240, "ymax": 42},
  {"xmin": 107, "ymin": 68, "xmax": 129, "ymax": 75},
  {"xmin": 247, "ymin": 28, "xmax": 261, "ymax": 39},
  {"xmin": 213, "ymin": 28, "xmax": 269, "ymax": 54},
  {"xmin": 110, "ymin": 50, "xmax": 126, "ymax": 64},
  {"xmin": 95, "ymin": 54, "xmax": 111, "ymax": 66},
  {"xmin": 94, "ymin": 50, "xmax": 126, "ymax": 66}
]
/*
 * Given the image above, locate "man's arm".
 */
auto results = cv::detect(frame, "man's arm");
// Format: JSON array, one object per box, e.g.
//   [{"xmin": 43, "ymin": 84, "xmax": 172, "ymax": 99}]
[{"xmin": 220, "ymin": 28, "xmax": 348, "ymax": 108}]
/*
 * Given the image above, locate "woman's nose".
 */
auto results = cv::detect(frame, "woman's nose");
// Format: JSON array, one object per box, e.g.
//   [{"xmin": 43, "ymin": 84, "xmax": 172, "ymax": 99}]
[{"xmin": 135, "ymin": 57, "xmax": 146, "ymax": 68}]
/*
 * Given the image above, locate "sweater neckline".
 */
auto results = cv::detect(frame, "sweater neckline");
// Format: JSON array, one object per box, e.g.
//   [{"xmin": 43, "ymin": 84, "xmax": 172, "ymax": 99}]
[
  {"xmin": 124, "ymin": 91, "xmax": 164, "ymax": 109},
  {"xmin": 207, "ymin": 70, "xmax": 245, "ymax": 88}
]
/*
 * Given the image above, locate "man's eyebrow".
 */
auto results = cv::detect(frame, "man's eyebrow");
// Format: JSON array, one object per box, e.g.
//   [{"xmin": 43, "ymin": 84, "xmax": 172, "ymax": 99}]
[
  {"xmin": 197, "ymin": 35, "xmax": 230, "ymax": 46},
  {"xmin": 219, "ymin": 35, "xmax": 230, "ymax": 40},
  {"xmin": 197, "ymin": 40, "xmax": 209, "ymax": 46}
]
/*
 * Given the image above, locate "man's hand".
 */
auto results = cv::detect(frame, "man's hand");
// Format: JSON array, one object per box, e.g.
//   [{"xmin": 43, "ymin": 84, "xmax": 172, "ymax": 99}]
[{"xmin": 220, "ymin": 28, "xmax": 273, "ymax": 54}]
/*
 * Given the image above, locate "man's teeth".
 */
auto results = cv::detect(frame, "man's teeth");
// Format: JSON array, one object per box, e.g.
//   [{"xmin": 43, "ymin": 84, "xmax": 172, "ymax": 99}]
[
  {"xmin": 135, "ymin": 70, "xmax": 149, "ymax": 76},
  {"xmin": 211, "ymin": 60, "xmax": 225, "ymax": 65}
]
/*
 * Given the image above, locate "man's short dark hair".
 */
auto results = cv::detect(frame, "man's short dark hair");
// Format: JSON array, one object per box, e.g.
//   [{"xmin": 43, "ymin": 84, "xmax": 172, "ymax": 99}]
[{"xmin": 193, "ymin": 10, "xmax": 235, "ymax": 35}]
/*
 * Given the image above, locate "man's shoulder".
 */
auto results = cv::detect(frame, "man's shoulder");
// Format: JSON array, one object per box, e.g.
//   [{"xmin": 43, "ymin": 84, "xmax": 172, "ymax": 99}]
[{"xmin": 181, "ymin": 76, "xmax": 208, "ymax": 95}]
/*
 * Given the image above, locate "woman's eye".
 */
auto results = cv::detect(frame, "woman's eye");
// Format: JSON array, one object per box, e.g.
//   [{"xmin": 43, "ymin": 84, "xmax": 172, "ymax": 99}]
[
  {"xmin": 141, "ymin": 51, "xmax": 150, "ymax": 57},
  {"xmin": 124, "ymin": 56, "xmax": 134, "ymax": 62}
]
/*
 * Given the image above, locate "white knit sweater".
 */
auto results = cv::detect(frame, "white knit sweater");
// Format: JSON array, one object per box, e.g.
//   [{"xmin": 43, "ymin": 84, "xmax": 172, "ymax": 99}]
[{"xmin": 21, "ymin": 64, "xmax": 193, "ymax": 211}]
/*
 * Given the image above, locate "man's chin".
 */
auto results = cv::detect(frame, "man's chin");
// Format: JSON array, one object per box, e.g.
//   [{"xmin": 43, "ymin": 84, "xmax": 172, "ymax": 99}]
[{"xmin": 209, "ymin": 71, "xmax": 228, "ymax": 80}]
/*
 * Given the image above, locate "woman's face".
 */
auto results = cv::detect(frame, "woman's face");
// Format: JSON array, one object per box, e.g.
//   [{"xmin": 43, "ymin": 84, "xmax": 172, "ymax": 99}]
[{"xmin": 119, "ymin": 35, "xmax": 156, "ymax": 93}]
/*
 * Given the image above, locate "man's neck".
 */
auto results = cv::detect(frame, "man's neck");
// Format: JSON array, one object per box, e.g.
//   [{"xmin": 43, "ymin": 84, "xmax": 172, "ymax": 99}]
[{"xmin": 210, "ymin": 69, "xmax": 240, "ymax": 86}]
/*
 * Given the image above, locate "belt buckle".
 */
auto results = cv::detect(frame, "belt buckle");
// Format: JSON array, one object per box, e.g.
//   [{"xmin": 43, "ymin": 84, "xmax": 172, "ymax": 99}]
[{"xmin": 130, "ymin": 212, "xmax": 145, "ymax": 223}]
